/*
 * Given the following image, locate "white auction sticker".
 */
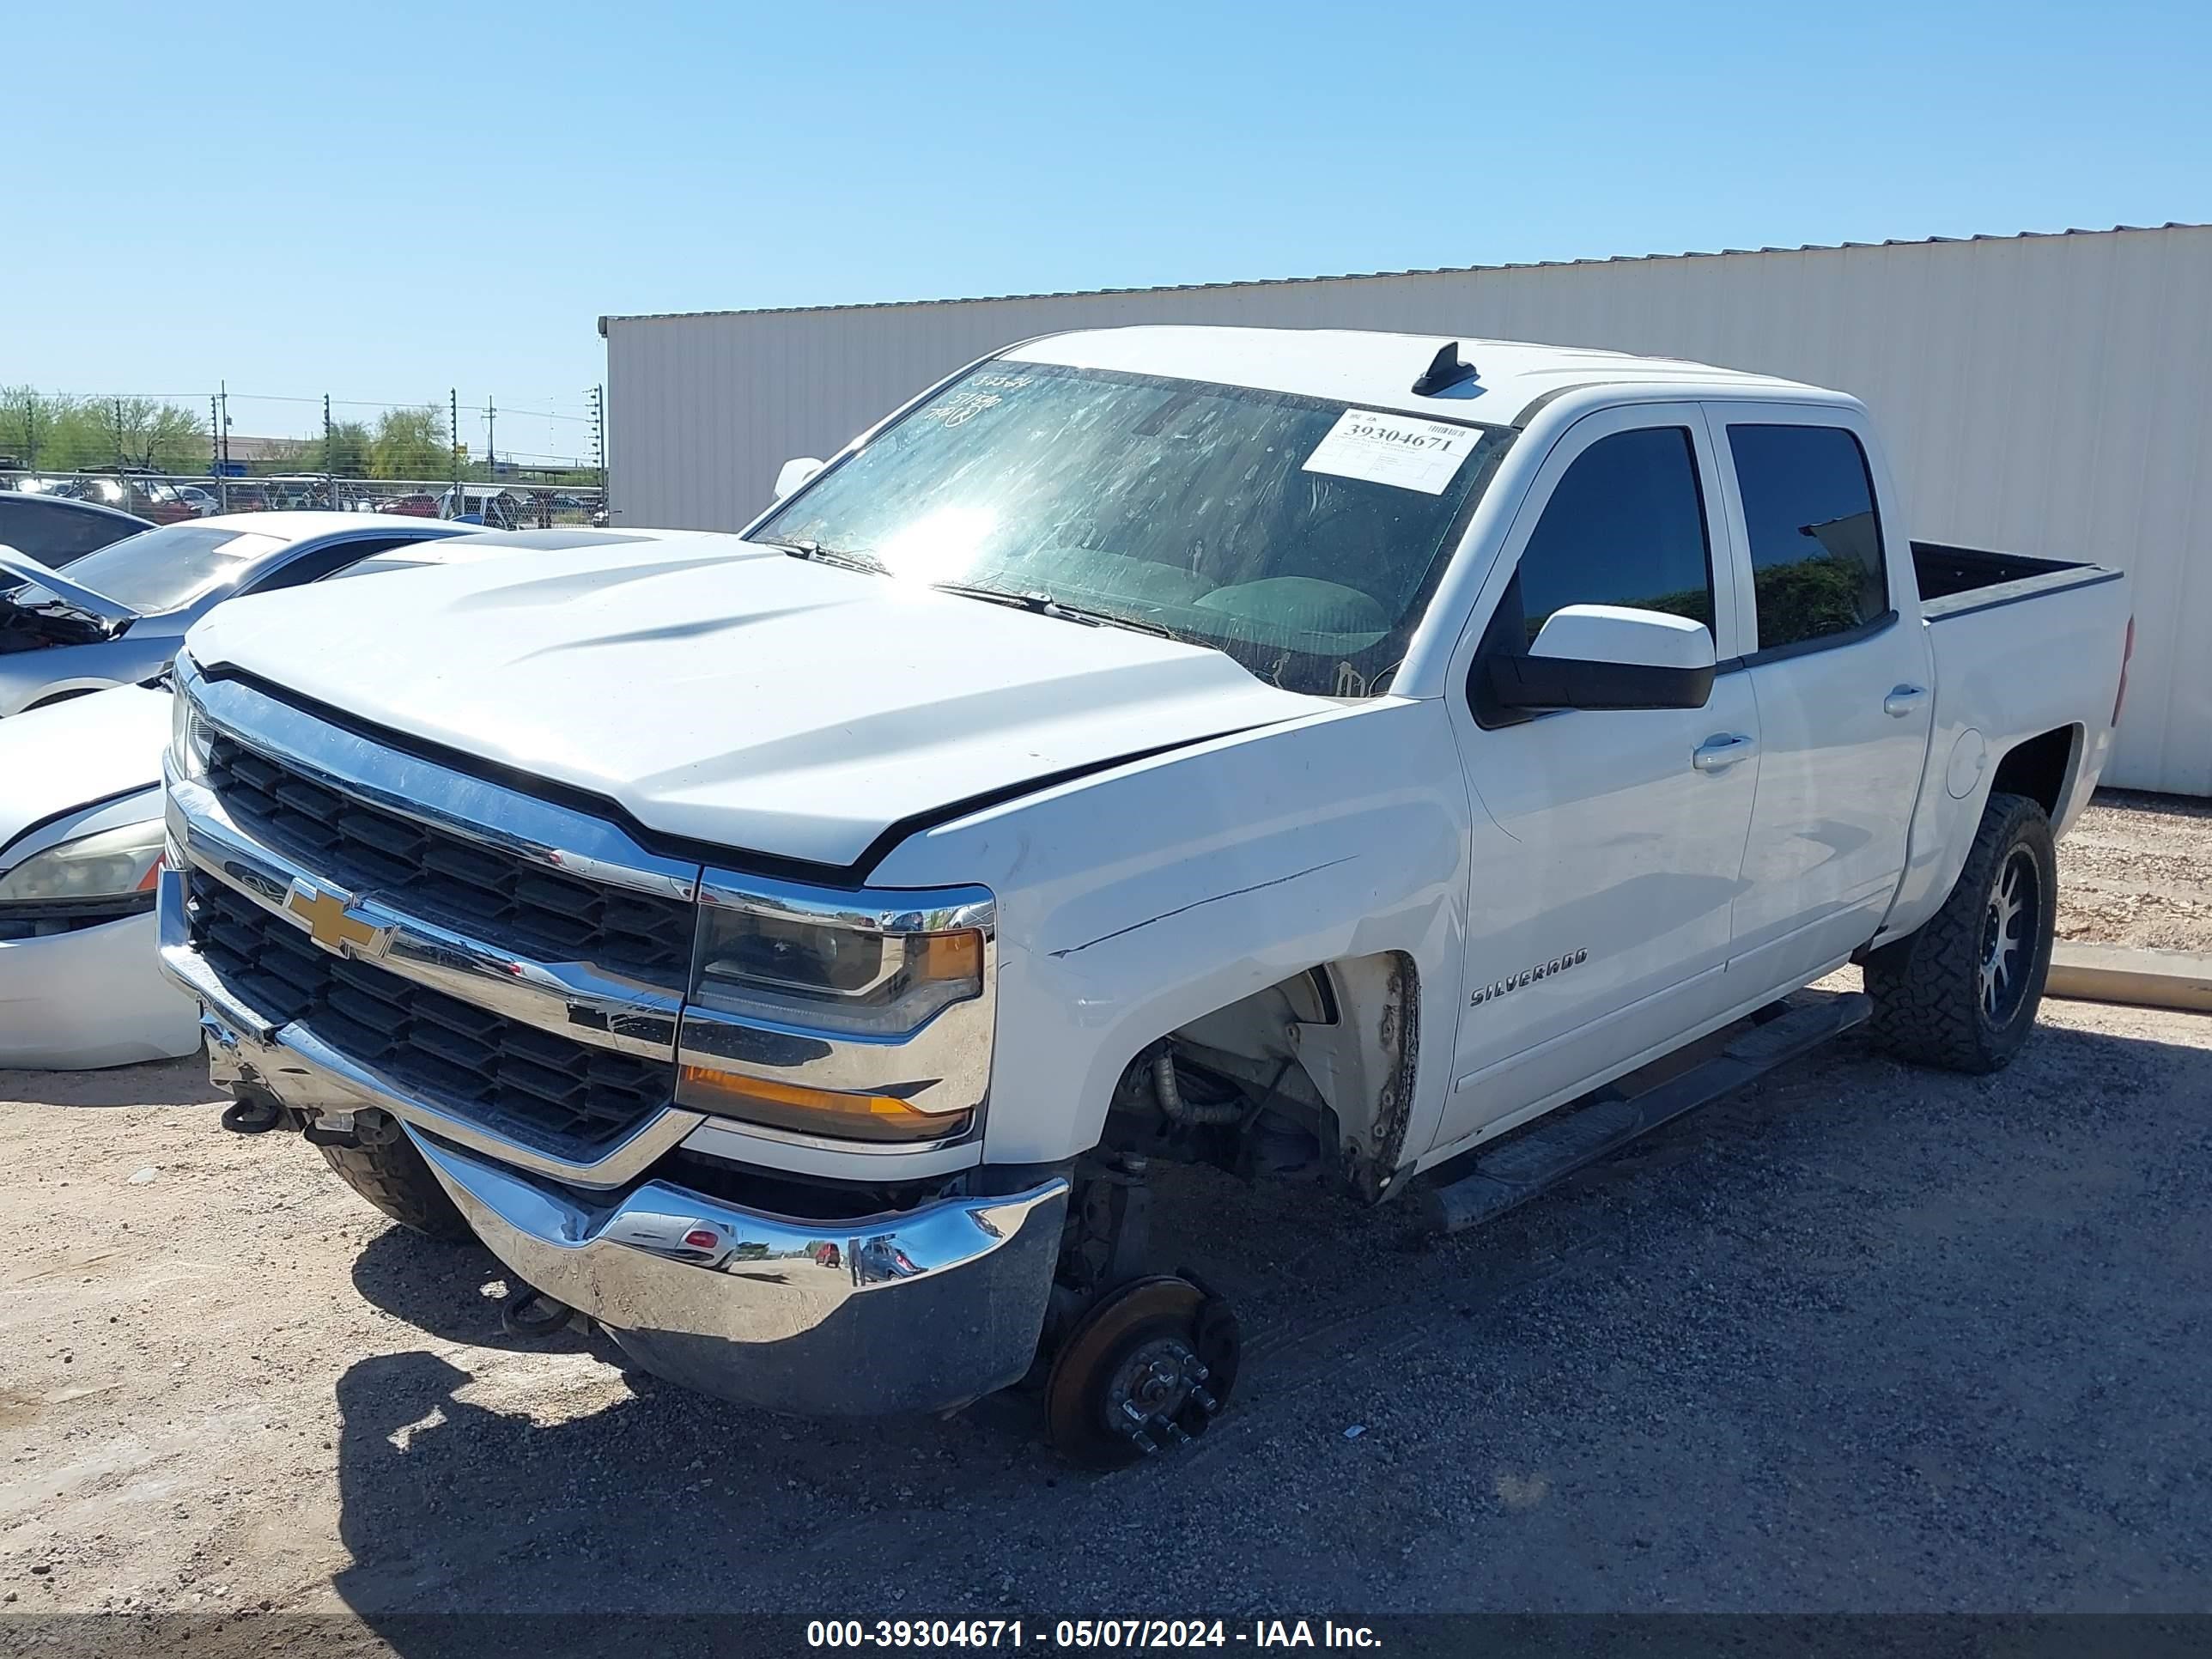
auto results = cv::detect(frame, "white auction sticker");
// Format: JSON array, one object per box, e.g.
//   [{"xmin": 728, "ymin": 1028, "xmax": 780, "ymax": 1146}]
[{"xmin": 1301, "ymin": 408, "xmax": 1478, "ymax": 495}]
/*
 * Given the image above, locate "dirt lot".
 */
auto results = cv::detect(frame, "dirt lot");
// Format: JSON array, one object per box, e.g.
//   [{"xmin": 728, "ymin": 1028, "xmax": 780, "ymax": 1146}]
[
  {"xmin": 3, "ymin": 981, "xmax": 2209, "ymax": 1643},
  {"xmin": 2057, "ymin": 790, "xmax": 2212, "ymax": 951}
]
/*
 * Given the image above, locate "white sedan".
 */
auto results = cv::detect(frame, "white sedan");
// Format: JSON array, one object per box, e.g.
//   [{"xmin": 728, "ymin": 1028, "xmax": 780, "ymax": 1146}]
[{"xmin": 0, "ymin": 686, "xmax": 188, "ymax": 1067}]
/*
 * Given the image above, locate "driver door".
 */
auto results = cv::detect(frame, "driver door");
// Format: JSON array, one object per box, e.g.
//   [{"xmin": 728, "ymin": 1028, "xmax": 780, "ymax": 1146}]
[{"xmin": 1435, "ymin": 404, "xmax": 1759, "ymax": 1155}]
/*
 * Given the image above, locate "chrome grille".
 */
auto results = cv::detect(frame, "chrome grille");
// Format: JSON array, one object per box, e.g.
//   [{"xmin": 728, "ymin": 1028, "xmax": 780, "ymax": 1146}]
[
  {"xmin": 204, "ymin": 732, "xmax": 694, "ymax": 984},
  {"xmin": 188, "ymin": 872, "xmax": 671, "ymax": 1155}
]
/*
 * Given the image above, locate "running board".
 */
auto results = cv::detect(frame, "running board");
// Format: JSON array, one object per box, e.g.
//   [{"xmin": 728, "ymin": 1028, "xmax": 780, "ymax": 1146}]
[{"xmin": 1419, "ymin": 993, "xmax": 1871, "ymax": 1235}]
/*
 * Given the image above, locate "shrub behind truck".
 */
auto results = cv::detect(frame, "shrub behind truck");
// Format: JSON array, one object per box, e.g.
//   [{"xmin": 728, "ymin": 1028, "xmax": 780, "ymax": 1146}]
[{"xmin": 156, "ymin": 327, "xmax": 2131, "ymax": 1464}]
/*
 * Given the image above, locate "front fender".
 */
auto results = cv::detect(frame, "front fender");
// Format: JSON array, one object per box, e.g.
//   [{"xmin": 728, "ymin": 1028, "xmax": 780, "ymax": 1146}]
[{"xmin": 871, "ymin": 700, "xmax": 1473, "ymax": 1170}]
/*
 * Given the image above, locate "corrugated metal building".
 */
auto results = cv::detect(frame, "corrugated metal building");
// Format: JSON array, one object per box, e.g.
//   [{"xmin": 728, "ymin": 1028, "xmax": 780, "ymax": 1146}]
[{"xmin": 600, "ymin": 223, "xmax": 2212, "ymax": 795}]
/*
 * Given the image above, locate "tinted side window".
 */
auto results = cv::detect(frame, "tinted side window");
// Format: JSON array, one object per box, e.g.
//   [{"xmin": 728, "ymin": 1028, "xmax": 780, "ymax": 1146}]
[
  {"xmin": 1727, "ymin": 423, "xmax": 1888, "ymax": 651},
  {"xmin": 1502, "ymin": 427, "xmax": 1714, "ymax": 648},
  {"xmin": 0, "ymin": 500, "xmax": 132, "ymax": 564},
  {"xmin": 55, "ymin": 516, "xmax": 125, "ymax": 561},
  {"xmin": 242, "ymin": 536, "xmax": 422, "ymax": 593}
]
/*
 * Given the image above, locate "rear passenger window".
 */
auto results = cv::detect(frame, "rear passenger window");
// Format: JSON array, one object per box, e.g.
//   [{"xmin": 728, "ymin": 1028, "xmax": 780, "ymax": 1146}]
[
  {"xmin": 1499, "ymin": 426, "xmax": 1715, "ymax": 647},
  {"xmin": 242, "ymin": 537, "xmax": 418, "ymax": 593},
  {"xmin": 1726, "ymin": 424, "xmax": 1889, "ymax": 652}
]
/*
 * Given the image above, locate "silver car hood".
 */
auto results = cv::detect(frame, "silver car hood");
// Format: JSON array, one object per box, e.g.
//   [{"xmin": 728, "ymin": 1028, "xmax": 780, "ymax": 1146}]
[{"xmin": 0, "ymin": 548, "xmax": 137, "ymax": 629}]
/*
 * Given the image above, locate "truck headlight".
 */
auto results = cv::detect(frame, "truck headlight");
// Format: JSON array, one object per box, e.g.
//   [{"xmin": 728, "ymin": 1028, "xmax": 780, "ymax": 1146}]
[
  {"xmin": 675, "ymin": 889, "xmax": 991, "ymax": 1143},
  {"xmin": 689, "ymin": 905, "xmax": 984, "ymax": 1036},
  {"xmin": 0, "ymin": 819, "xmax": 167, "ymax": 906},
  {"xmin": 169, "ymin": 663, "xmax": 212, "ymax": 783}
]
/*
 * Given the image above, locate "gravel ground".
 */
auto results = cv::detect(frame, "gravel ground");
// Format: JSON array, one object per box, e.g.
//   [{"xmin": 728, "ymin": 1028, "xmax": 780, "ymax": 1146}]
[
  {"xmin": 3, "ymin": 983, "xmax": 2209, "ymax": 1644},
  {"xmin": 2057, "ymin": 790, "xmax": 2212, "ymax": 951}
]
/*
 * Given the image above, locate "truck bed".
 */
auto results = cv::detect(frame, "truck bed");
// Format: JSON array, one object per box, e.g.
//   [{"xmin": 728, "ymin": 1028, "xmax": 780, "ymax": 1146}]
[{"xmin": 1912, "ymin": 541, "xmax": 2123, "ymax": 621}]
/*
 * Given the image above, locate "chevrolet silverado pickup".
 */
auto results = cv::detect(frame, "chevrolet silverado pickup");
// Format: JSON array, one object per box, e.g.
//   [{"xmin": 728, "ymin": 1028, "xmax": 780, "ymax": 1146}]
[{"xmin": 157, "ymin": 327, "xmax": 2132, "ymax": 1465}]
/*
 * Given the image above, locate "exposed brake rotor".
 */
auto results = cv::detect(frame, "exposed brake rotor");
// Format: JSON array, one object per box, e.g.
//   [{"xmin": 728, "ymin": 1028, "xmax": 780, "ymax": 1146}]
[{"xmin": 1045, "ymin": 1274, "xmax": 1241, "ymax": 1469}]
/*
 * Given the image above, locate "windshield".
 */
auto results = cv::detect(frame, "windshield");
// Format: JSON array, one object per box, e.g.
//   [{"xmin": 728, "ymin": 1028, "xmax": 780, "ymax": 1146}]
[
  {"xmin": 9, "ymin": 523, "xmax": 287, "ymax": 615},
  {"xmin": 753, "ymin": 362, "xmax": 1513, "ymax": 696}
]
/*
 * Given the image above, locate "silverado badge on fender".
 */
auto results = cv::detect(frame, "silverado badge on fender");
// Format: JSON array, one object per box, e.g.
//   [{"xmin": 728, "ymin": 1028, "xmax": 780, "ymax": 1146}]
[{"xmin": 1471, "ymin": 949, "xmax": 1588, "ymax": 1006}]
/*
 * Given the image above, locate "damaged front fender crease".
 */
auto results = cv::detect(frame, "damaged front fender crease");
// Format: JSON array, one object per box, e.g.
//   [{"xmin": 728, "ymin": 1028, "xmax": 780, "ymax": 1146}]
[{"xmin": 1047, "ymin": 856, "xmax": 1359, "ymax": 959}]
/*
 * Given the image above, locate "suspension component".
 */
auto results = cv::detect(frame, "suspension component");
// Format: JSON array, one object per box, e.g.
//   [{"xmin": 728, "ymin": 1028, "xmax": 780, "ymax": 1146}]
[
  {"xmin": 219, "ymin": 1095, "xmax": 284, "ymax": 1135},
  {"xmin": 1044, "ymin": 1274, "xmax": 1242, "ymax": 1468},
  {"xmin": 500, "ymin": 1285, "xmax": 574, "ymax": 1340},
  {"xmin": 1152, "ymin": 1048, "xmax": 1244, "ymax": 1127}
]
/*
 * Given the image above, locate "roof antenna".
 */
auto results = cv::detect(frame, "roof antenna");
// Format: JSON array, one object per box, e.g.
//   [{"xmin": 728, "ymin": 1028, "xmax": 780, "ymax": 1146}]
[{"xmin": 1411, "ymin": 341, "xmax": 1479, "ymax": 397}]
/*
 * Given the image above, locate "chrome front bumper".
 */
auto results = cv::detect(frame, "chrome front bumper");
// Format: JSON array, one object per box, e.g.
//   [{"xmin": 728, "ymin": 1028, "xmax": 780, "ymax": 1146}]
[
  {"xmin": 184, "ymin": 981, "xmax": 1066, "ymax": 1415},
  {"xmin": 412, "ymin": 1132, "xmax": 1066, "ymax": 1416},
  {"xmin": 164, "ymin": 875, "xmax": 1067, "ymax": 1416}
]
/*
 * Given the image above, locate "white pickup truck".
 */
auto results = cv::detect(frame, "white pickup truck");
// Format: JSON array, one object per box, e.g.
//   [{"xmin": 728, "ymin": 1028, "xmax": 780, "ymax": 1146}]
[{"xmin": 158, "ymin": 326, "xmax": 2132, "ymax": 1465}]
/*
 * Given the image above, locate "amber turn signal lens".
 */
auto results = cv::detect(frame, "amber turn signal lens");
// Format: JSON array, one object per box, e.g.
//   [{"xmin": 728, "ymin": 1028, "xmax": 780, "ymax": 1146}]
[
  {"xmin": 918, "ymin": 929, "xmax": 982, "ymax": 982},
  {"xmin": 678, "ymin": 1065, "xmax": 970, "ymax": 1144}
]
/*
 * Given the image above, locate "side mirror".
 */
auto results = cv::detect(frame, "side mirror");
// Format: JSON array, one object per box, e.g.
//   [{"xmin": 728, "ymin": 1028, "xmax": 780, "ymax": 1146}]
[
  {"xmin": 1484, "ymin": 604, "xmax": 1716, "ymax": 713},
  {"xmin": 773, "ymin": 456, "xmax": 825, "ymax": 500}
]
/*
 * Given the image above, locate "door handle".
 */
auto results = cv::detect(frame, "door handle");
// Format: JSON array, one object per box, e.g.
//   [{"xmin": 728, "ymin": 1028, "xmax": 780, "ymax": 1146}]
[
  {"xmin": 1692, "ymin": 733, "xmax": 1758, "ymax": 773},
  {"xmin": 1883, "ymin": 684, "xmax": 1929, "ymax": 718}
]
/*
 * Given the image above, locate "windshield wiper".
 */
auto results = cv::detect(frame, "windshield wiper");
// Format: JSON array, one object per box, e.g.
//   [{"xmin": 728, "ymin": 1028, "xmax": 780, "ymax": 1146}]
[
  {"xmin": 931, "ymin": 583, "xmax": 1179, "ymax": 640},
  {"xmin": 760, "ymin": 545, "xmax": 1180, "ymax": 640},
  {"xmin": 756, "ymin": 537, "xmax": 888, "ymax": 575}
]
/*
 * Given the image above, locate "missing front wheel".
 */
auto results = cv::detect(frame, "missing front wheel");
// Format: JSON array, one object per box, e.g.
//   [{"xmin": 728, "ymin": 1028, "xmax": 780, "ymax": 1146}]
[{"xmin": 1043, "ymin": 1275, "xmax": 1241, "ymax": 1468}]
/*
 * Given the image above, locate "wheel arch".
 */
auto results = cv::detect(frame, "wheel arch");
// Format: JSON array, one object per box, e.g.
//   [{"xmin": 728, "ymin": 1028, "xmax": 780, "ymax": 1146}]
[
  {"xmin": 1073, "ymin": 949, "xmax": 1425, "ymax": 1205},
  {"xmin": 1875, "ymin": 720, "xmax": 2087, "ymax": 951},
  {"xmin": 1988, "ymin": 724, "xmax": 2083, "ymax": 824}
]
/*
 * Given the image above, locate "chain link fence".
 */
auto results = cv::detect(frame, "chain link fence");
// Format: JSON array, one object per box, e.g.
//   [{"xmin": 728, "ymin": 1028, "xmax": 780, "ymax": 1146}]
[{"xmin": 2, "ymin": 470, "xmax": 605, "ymax": 529}]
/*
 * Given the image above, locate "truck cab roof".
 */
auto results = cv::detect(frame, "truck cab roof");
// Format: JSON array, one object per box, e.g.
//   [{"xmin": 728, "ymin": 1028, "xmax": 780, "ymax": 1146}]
[{"xmin": 1008, "ymin": 325, "xmax": 1829, "ymax": 426}]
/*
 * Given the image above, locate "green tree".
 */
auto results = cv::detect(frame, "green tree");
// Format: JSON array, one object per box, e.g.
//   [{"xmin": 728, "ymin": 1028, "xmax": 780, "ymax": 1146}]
[
  {"xmin": 259, "ymin": 436, "xmax": 315, "ymax": 470},
  {"xmin": 2, "ymin": 390, "xmax": 209, "ymax": 471},
  {"xmin": 370, "ymin": 407, "xmax": 450, "ymax": 479},
  {"xmin": 125, "ymin": 398, "xmax": 213, "ymax": 471},
  {"xmin": 0, "ymin": 386, "xmax": 55, "ymax": 468},
  {"xmin": 322, "ymin": 419, "xmax": 374, "ymax": 477}
]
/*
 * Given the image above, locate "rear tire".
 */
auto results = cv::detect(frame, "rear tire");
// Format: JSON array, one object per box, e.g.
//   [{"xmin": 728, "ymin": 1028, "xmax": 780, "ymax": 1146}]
[
  {"xmin": 318, "ymin": 1134, "xmax": 473, "ymax": 1241},
  {"xmin": 1865, "ymin": 791, "xmax": 2057, "ymax": 1074}
]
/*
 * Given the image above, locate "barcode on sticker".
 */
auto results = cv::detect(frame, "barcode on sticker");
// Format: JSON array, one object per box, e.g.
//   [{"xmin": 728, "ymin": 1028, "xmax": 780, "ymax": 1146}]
[{"xmin": 1303, "ymin": 409, "xmax": 1477, "ymax": 495}]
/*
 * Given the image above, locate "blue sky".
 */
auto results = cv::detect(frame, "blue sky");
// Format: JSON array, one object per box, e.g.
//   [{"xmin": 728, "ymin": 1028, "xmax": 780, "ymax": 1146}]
[{"xmin": 5, "ymin": 0, "xmax": 2205, "ymax": 465}]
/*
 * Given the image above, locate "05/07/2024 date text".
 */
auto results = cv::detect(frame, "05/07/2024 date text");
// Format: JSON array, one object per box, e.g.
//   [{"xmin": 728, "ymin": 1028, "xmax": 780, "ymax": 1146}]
[{"xmin": 806, "ymin": 1620, "xmax": 1383, "ymax": 1650}]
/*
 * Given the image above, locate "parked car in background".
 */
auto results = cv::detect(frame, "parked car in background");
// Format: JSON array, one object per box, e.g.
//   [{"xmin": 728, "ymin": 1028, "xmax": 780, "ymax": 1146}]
[
  {"xmin": 0, "ymin": 491, "xmax": 153, "ymax": 568},
  {"xmin": 0, "ymin": 511, "xmax": 474, "ymax": 718},
  {"xmin": 437, "ymin": 483, "xmax": 535, "ymax": 529},
  {"xmin": 374, "ymin": 492, "xmax": 439, "ymax": 518},
  {"xmin": 0, "ymin": 526, "xmax": 698, "ymax": 1069},
  {"xmin": 264, "ymin": 476, "xmax": 342, "ymax": 512},
  {"xmin": 52, "ymin": 475, "xmax": 200, "ymax": 524},
  {"xmin": 0, "ymin": 686, "xmax": 189, "ymax": 1066}
]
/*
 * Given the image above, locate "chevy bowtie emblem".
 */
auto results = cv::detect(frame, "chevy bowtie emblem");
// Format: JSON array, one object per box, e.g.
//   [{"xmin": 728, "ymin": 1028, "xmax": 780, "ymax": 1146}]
[{"xmin": 285, "ymin": 879, "xmax": 387, "ymax": 957}]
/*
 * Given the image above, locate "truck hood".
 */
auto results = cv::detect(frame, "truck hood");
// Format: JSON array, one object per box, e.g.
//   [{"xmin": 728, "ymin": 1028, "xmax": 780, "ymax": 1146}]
[
  {"xmin": 0, "ymin": 683, "xmax": 170, "ymax": 854},
  {"xmin": 185, "ymin": 535, "xmax": 1325, "ymax": 869}
]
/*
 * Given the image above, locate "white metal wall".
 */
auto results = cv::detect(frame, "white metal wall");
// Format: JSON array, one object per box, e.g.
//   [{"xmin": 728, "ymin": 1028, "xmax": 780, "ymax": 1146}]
[{"xmin": 603, "ymin": 226, "xmax": 2212, "ymax": 795}]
